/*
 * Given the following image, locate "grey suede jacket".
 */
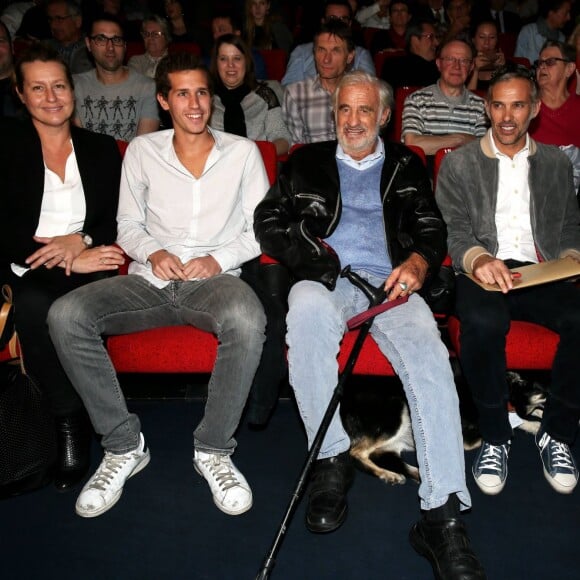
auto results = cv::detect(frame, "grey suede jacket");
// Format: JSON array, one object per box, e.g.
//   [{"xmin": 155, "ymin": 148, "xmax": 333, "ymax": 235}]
[{"xmin": 435, "ymin": 131, "xmax": 580, "ymax": 273}]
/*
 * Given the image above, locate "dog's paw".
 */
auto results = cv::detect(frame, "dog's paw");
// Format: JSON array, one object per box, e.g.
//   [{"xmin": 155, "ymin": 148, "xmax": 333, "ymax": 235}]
[{"xmin": 379, "ymin": 471, "xmax": 407, "ymax": 485}]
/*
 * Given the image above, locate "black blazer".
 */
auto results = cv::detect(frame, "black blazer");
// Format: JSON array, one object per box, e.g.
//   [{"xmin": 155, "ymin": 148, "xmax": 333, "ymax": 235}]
[{"xmin": 0, "ymin": 118, "xmax": 122, "ymax": 268}]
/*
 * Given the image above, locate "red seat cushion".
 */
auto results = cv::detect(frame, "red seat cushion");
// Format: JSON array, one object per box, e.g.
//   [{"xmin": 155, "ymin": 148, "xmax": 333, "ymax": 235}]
[
  {"xmin": 107, "ymin": 327, "xmax": 217, "ymax": 374},
  {"xmin": 339, "ymin": 332, "xmax": 396, "ymax": 375},
  {"xmin": 447, "ymin": 316, "xmax": 558, "ymax": 369}
]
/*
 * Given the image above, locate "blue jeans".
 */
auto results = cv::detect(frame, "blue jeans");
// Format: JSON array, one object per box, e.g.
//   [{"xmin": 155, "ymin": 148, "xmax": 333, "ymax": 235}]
[
  {"xmin": 48, "ymin": 274, "xmax": 266, "ymax": 455},
  {"xmin": 286, "ymin": 273, "xmax": 470, "ymax": 511}
]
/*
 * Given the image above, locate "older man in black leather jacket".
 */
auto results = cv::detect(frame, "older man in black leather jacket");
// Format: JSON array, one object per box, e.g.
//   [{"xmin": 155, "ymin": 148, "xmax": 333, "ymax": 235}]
[{"xmin": 255, "ymin": 71, "xmax": 485, "ymax": 580}]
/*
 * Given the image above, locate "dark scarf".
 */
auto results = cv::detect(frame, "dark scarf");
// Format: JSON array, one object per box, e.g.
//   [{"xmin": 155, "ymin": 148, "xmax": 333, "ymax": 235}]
[{"xmin": 216, "ymin": 83, "xmax": 251, "ymax": 137}]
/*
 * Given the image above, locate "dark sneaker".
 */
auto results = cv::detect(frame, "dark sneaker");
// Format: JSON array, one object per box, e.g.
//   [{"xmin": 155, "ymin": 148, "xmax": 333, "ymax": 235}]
[
  {"xmin": 306, "ymin": 451, "xmax": 354, "ymax": 533},
  {"xmin": 410, "ymin": 517, "xmax": 486, "ymax": 580},
  {"xmin": 536, "ymin": 429, "xmax": 578, "ymax": 494},
  {"xmin": 472, "ymin": 441, "xmax": 510, "ymax": 495}
]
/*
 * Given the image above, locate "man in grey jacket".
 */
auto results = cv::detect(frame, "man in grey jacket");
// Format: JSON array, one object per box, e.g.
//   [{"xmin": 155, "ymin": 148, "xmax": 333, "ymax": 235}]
[{"xmin": 436, "ymin": 64, "xmax": 580, "ymax": 496}]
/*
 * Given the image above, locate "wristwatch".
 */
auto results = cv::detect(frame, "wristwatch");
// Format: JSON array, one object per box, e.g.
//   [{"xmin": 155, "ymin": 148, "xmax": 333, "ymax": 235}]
[{"xmin": 78, "ymin": 231, "xmax": 93, "ymax": 248}]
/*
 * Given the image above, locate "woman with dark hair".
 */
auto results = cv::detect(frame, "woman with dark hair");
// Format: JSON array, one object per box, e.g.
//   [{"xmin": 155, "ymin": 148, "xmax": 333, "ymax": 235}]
[
  {"xmin": 0, "ymin": 44, "xmax": 123, "ymax": 492},
  {"xmin": 244, "ymin": 0, "xmax": 294, "ymax": 52},
  {"xmin": 163, "ymin": 0, "xmax": 197, "ymax": 43},
  {"xmin": 467, "ymin": 19, "xmax": 506, "ymax": 90},
  {"xmin": 210, "ymin": 33, "xmax": 290, "ymax": 155}
]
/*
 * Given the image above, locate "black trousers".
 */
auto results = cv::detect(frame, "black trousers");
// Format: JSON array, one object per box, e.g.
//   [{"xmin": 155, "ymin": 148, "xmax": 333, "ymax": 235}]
[
  {"xmin": 456, "ymin": 265, "xmax": 580, "ymax": 445},
  {"xmin": 241, "ymin": 258, "xmax": 290, "ymax": 424},
  {"xmin": 3, "ymin": 266, "xmax": 112, "ymax": 417}
]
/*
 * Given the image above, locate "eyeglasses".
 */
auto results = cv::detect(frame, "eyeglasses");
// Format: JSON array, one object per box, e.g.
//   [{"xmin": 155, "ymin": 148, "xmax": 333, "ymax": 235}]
[
  {"xmin": 418, "ymin": 33, "xmax": 436, "ymax": 40},
  {"xmin": 534, "ymin": 57, "xmax": 572, "ymax": 68},
  {"xmin": 89, "ymin": 34, "xmax": 126, "ymax": 47},
  {"xmin": 142, "ymin": 31, "xmax": 165, "ymax": 39},
  {"xmin": 439, "ymin": 56, "xmax": 473, "ymax": 67}
]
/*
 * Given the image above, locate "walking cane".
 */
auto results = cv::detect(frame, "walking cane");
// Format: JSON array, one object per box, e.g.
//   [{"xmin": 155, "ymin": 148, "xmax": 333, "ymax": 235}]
[{"xmin": 255, "ymin": 266, "xmax": 408, "ymax": 580}]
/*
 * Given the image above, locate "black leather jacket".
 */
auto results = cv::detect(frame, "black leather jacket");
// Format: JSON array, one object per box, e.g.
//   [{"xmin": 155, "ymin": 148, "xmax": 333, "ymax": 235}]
[{"xmin": 255, "ymin": 140, "xmax": 447, "ymax": 289}]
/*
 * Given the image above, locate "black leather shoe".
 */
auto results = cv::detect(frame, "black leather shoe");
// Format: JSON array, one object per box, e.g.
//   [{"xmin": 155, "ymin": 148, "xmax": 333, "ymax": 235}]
[
  {"xmin": 54, "ymin": 415, "xmax": 91, "ymax": 492},
  {"xmin": 409, "ymin": 517, "xmax": 486, "ymax": 580},
  {"xmin": 306, "ymin": 451, "xmax": 354, "ymax": 533}
]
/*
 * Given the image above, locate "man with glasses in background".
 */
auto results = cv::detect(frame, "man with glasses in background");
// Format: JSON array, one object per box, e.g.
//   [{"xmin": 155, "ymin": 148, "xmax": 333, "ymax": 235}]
[
  {"xmin": 402, "ymin": 37, "xmax": 487, "ymax": 157},
  {"xmin": 282, "ymin": 0, "xmax": 374, "ymax": 86},
  {"xmin": 73, "ymin": 15, "xmax": 159, "ymax": 141},
  {"xmin": 45, "ymin": 0, "xmax": 92, "ymax": 73},
  {"xmin": 380, "ymin": 19, "xmax": 441, "ymax": 89}
]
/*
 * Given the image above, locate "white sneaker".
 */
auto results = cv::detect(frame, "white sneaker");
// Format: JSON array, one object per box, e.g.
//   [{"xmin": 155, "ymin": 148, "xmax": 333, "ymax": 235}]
[
  {"xmin": 75, "ymin": 433, "xmax": 150, "ymax": 518},
  {"xmin": 193, "ymin": 450, "xmax": 252, "ymax": 515}
]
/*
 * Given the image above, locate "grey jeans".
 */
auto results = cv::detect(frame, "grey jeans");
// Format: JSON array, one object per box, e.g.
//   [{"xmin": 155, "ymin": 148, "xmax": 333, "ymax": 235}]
[{"xmin": 48, "ymin": 274, "xmax": 266, "ymax": 455}]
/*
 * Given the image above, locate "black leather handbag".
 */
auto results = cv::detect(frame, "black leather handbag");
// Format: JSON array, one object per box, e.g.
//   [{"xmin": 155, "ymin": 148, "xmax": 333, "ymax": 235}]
[{"xmin": 0, "ymin": 359, "xmax": 57, "ymax": 498}]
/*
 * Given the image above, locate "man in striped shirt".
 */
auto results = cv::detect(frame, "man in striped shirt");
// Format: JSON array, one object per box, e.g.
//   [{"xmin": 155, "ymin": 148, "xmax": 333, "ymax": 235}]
[{"xmin": 402, "ymin": 38, "xmax": 487, "ymax": 156}]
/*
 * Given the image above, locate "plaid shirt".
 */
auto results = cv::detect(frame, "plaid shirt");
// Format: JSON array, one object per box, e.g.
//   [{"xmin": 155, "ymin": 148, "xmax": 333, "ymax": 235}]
[{"xmin": 282, "ymin": 76, "xmax": 336, "ymax": 145}]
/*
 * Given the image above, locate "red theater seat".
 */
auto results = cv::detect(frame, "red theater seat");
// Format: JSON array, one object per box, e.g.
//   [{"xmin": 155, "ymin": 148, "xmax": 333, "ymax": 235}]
[{"xmin": 447, "ymin": 317, "xmax": 559, "ymax": 370}]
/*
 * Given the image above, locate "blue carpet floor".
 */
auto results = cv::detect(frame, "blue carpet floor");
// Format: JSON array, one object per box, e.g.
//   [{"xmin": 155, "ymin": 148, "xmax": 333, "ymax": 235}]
[{"xmin": 2, "ymin": 397, "xmax": 579, "ymax": 580}]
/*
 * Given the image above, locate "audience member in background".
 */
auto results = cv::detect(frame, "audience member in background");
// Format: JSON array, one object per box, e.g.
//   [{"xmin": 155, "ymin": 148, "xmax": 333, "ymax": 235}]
[
  {"xmin": 210, "ymin": 34, "xmax": 290, "ymax": 154},
  {"xmin": 127, "ymin": 15, "xmax": 170, "ymax": 79},
  {"xmin": 282, "ymin": 0, "xmax": 374, "ymax": 86},
  {"xmin": 440, "ymin": 0, "xmax": 472, "ymax": 41},
  {"xmin": 0, "ymin": 20, "xmax": 22, "ymax": 118},
  {"xmin": 515, "ymin": 0, "xmax": 571, "ymax": 64},
  {"xmin": 163, "ymin": 0, "xmax": 197, "ymax": 44},
  {"xmin": 370, "ymin": 0, "xmax": 412, "ymax": 55},
  {"xmin": 44, "ymin": 0, "xmax": 92, "ymax": 74},
  {"xmin": 402, "ymin": 38, "xmax": 487, "ymax": 156},
  {"xmin": 73, "ymin": 16, "xmax": 159, "ymax": 141},
  {"xmin": 413, "ymin": 0, "xmax": 446, "ymax": 24},
  {"xmin": 436, "ymin": 64, "xmax": 580, "ymax": 497},
  {"xmin": 210, "ymin": 32, "xmax": 290, "ymax": 425},
  {"xmin": 471, "ymin": 0, "xmax": 522, "ymax": 34},
  {"xmin": 244, "ymin": 0, "xmax": 294, "ymax": 53},
  {"xmin": 82, "ymin": 0, "xmax": 140, "ymax": 41},
  {"xmin": 48, "ymin": 53, "xmax": 268, "ymax": 519},
  {"xmin": 283, "ymin": 20, "xmax": 354, "ymax": 144},
  {"xmin": 16, "ymin": 0, "xmax": 51, "ymax": 41},
  {"xmin": 0, "ymin": 44, "xmax": 122, "ymax": 492},
  {"xmin": 467, "ymin": 20, "xmax": 506, "ymax": 91},
  {"xmin": 355, "ymin": 0, "xmax": 391, "ymax": 30},
  {"xmin": 530, "ymin": 39, "xmax": 579, "ymax": 146},
  {"xmin": 380, "ymin": 20, "xmax": 440, "ymax": 89},
  {"xmin": 210, "ymin": 13, "xmax": 267, "ymax": 81}
]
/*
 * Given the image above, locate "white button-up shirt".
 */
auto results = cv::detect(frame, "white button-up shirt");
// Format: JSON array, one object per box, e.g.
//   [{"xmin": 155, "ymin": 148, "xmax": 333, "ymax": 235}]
[
  {"xmin": 490, "ymin": 130, "xmax": 538, "ymax": 263},
  {"xmin": 117, "ymin": 128, "xmax": 269, "ymax": 288}
]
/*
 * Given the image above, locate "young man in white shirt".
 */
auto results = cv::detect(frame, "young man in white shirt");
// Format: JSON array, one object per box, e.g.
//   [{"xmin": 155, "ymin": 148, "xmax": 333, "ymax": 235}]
[{"xmin": 48, "ymin": 52, "xmax": 269, "ymax": 519}]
